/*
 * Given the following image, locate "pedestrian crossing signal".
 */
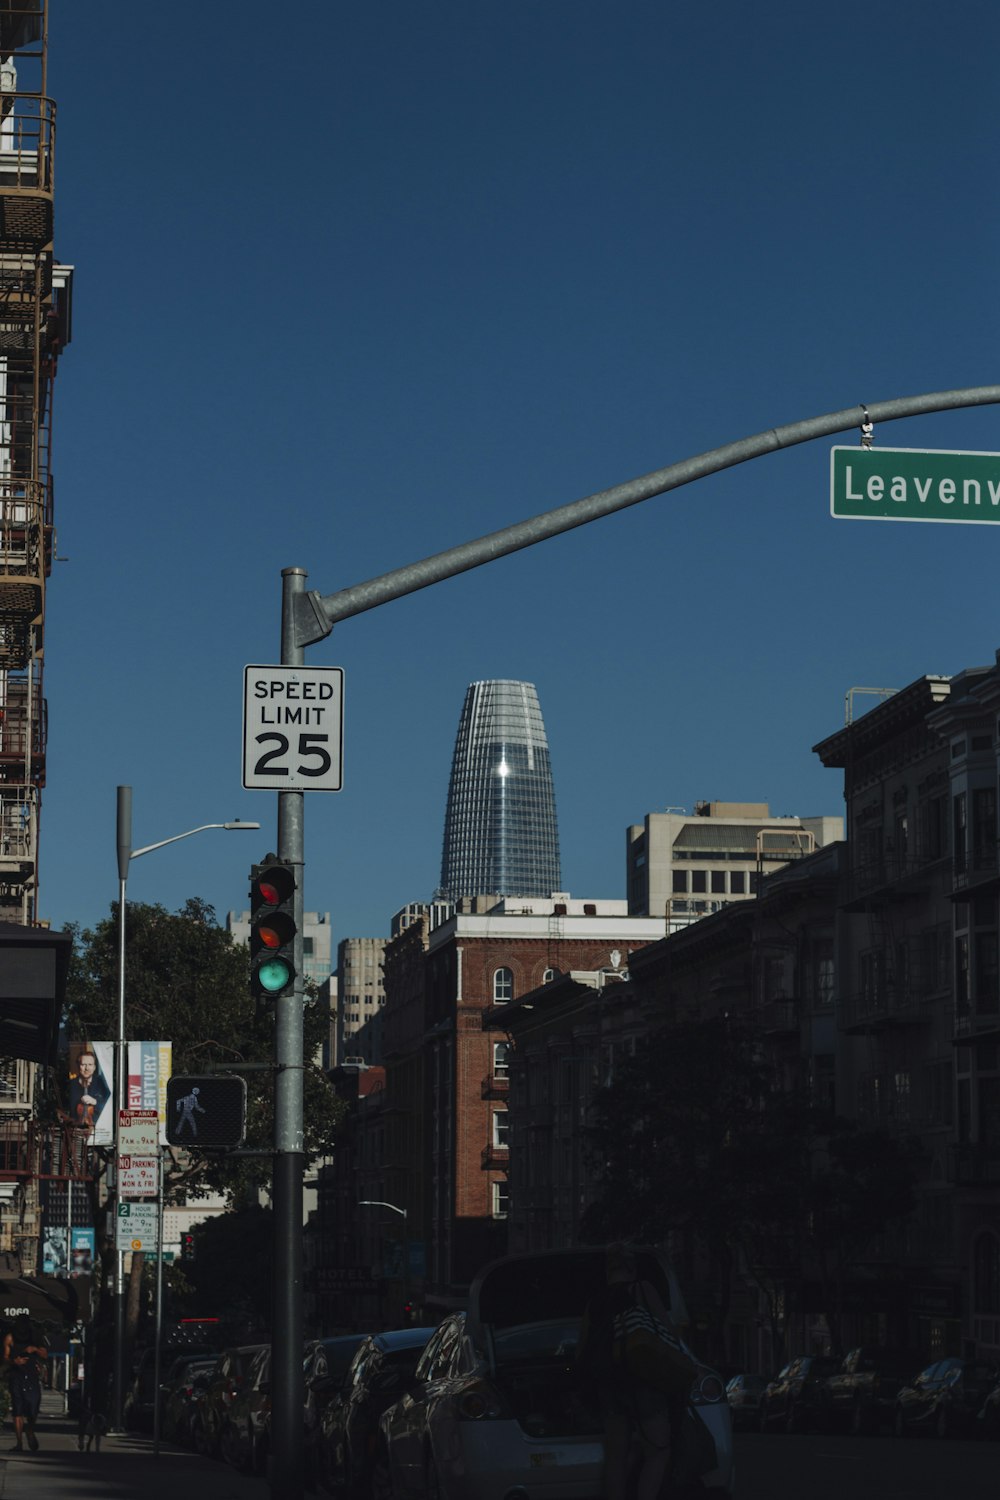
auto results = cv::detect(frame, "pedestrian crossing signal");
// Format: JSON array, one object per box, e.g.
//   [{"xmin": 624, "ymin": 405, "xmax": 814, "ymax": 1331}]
[{"xmin": 165, "ymin": 1074, "xmax": 247, "ymax": 1149}]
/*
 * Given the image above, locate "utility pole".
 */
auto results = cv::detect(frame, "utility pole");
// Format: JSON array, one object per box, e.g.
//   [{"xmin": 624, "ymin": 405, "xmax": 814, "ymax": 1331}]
[{"xmin": 269, "ymin": 569, "xmax": 308, "ymax": 1499}]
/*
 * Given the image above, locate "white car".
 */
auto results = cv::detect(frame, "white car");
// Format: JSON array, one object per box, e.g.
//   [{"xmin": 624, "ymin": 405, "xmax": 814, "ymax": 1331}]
[{"xmin": 375, "ymin": 1246, "xmax": 734, "ymax": 1499}]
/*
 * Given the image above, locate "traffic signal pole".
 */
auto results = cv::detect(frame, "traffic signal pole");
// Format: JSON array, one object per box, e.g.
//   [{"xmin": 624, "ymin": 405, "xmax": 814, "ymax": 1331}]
[
  {"xmin": 270, "ymin": 568, "xmax": 308, "ymax": 1500},
  {"xmin": 290, "ymin": 386, "xmax": 1000, "ymax": 644},
  {"xmin": 268, "ymin": 385, "xmax": 1000, "ymax": 1500}
]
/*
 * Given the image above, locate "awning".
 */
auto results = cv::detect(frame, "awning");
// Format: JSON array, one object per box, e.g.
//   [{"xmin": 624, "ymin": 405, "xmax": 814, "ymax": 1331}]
[
  {"xmin": 0, "ymin": 1273, "xmax": 92, "ymax": 1328},
  {"xmin": 0, "ymin": 922, "xmax": 72, "ymax": 1066}
]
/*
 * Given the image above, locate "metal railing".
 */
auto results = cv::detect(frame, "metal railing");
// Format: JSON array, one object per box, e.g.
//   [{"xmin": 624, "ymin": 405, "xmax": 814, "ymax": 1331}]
[
  {"xmin": 840, "ymin": 986, "xmax": 934, "ymax": 1031},
  {"xmin": 0, "ymin": 95, "xmax": 55, "ymax": 197}
]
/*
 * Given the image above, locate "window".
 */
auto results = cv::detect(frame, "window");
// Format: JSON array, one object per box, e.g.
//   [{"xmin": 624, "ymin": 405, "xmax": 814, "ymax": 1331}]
[
  {"xmin": 711, "ymin": 871, "xmax": 727, "ymax": 894},
  {"xmin": 923, "ymin": 1059, "xmax": 954, "ymax": 1127},
  {"xmin": 958, "ymin": 1080, "xmax": 974, "ymax": 1153},
  {"xmin": 493, "ymin": 1110, "xmax": 510, "ymax": 1148},
  {"xmin": 918, "ymin": 794, "xmax": 947, "ymax": 863},
  {"xmin": 859, "ymin": 949, "xmax": 884, "ymax": 1015},
  {"xmin": 956, "ymin": 934, "xmax": 971, "ymax": 1015},
  {"xmin": 894, "ymin": 810, "xmax": 909, "ymax": 859},
  {"xmin": 492, "ymin": 1180, "xmax": 510, "ymax": 1218},
  {"xmin": 974, "ymin": 787, "xmax": 997, "ymax": 869},
  {"xmin": 493, "ymin": 1041, "xmax": 511, "ymax": 1078},
  {"xmin": 981, "ymin": 1077, "xmax": 1000, "ymax": 1147},
  {"xmin": 976, "ymin": 932, "xmax": 1000, "ymax": 1014},
  {"xmin": 810, "ymin": 1054, "xmax": 835, "ymax": 1112},
  {"xmin": 954, "ymin": 792, "xmax": 968, "ymax": 874},
  {"xmin": 493, "ymin": 967, "xmax": 513, "ymax": 1003},
  {"xmin": 763, "ymin": 954, "xmax": 786, "ymax": 1003},
  {"xmin": 812, "ymin": 940, "xmax": 834, "ymax": 1008},
  {"xmin": 672, "ymin": 870, "xmax": 688, "ymax": 894},
  {"xmin": 691, "ymin": 870, "xmax": 707, "ymax": 893},
  {"xmin": 923, "ymin": 924, "xmax": 951, "ymax": 992},
  {"xmin": 730, "ymin": 870, "xmax": 746, "ymax": 895}
]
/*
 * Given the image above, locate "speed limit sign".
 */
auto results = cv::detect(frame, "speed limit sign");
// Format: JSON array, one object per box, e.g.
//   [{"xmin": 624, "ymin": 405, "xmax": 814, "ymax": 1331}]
[{"xmin": 243, "ymin": 665, "xmax": 344, "ymax": 791}]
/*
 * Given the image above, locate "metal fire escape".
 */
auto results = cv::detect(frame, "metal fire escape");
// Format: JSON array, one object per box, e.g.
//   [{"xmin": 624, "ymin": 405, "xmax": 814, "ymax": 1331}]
[
  {"xmin": 0, "ymin": 1, "xmax": 76, "ymax": 1275},
  {"xmin": 0, "ymin": 1, "xmax": 70, "ymax": 925}
]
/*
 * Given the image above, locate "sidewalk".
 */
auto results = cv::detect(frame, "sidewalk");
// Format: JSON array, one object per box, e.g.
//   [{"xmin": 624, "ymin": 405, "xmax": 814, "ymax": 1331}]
[{"xmin": 0, "ymin": 1392, "xmax": 270, "ymax": 1500}]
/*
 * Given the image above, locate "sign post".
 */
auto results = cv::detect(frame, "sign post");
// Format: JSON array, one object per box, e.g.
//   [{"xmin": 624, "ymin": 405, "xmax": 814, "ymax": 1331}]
[{"xmin": 831, "ymin": 446, "xmax": 1000, "ymax": 523}]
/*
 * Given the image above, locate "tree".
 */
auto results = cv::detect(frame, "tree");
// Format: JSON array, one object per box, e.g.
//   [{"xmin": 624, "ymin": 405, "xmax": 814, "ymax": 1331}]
[
  {"xmin": 579, "ymin": 1016, "xmax": 807, "ymax": 1353},
  {"xmin": 64, "ymin": 898, "xmax": 346, "ymax": 1369},
  {"xmin": 65, "ymin": 897, "xmax": 345, "ymax": 1197},
  {"xmin": 579, "ymin": 1016, "xmax": 922, "ymax": 1361},
  {"xmin": 179, "ymin": 1205, "xmax": 275, "ymax": 1336}
]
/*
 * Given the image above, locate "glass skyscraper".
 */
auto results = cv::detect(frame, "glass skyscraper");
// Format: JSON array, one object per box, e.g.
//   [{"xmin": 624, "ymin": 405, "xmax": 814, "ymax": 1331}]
[{"xmin": 439, "ymin": 680, "xmax": 561, "ymax": 900}]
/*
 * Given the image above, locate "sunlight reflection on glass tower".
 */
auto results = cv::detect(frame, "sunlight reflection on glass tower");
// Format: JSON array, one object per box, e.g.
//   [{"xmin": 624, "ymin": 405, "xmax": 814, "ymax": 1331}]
[{"xmin": 439, "ymin": 680, "xmax": 561, "ymax": 900}]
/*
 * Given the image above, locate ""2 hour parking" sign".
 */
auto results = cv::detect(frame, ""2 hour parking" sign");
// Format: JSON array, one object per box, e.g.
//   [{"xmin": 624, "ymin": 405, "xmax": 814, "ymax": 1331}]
[{"xmin": 242, "ymin": 665, "xmax": 344, "ymax": 791}]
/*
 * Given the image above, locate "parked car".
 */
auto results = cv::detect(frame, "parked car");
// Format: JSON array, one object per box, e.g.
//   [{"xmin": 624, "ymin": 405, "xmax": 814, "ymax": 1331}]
[
  {"xmin": 160, "ymin": 1355, "xmax": 218, "ymax": 1446},
  {"xmin": 221, "ymin": 1344, "xmax": 272, "ymax": 1475},
  {"xmin": 894, "ymin": 1357, "xmax": 1000, "ymax": 1439},
  {"xmin": 316, "ymin": 1326, "xmax": 437, "ymax": 1497},
  {"xmin": 818, "ymin": 1346, "xmax": 924, "ymax": 1434},
  {"xmin": 978, "ymin": 1375, "xmax": 1000, "ymax": 1439},
  {"xmin": 303, "ymin": 1334, "xmax": 369, "ymax": 1488},
  {"xmin": 191, "ymin": 1343, "xmax": 269, "ymax": 1458},
  {"xmin": 759, "ymin": 1354, "xmax": 840, "ymax": 1433},
  {"xmin": 725, "ymin": 1372, "xmax": 768, "ymax": 1431},
  {"xmin": 374, "ymin": 1246, "xmax": 734, "ymax": 1500},
  {"xmin": 125, "ymin": 1343, "xmax": 217, "ymax": 1432}
]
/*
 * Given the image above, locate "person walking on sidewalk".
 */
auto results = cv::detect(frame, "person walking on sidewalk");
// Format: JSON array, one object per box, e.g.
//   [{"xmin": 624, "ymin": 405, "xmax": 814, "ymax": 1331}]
[{"xmin": 3, "ymin": 1317, "xmax": 47, "ymax": 1452}]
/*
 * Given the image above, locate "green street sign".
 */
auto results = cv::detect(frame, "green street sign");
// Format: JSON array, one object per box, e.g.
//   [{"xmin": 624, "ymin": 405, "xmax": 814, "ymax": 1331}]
[{"xmin": 831, "ymin": 446, "xmax": 1000, "ymax": 524}]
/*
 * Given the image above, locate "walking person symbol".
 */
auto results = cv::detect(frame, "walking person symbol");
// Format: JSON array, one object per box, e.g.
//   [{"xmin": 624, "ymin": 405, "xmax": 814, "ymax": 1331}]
[{"xmin": 175, "ymin": 1086, "xmax": 206, "ymax": 1139}]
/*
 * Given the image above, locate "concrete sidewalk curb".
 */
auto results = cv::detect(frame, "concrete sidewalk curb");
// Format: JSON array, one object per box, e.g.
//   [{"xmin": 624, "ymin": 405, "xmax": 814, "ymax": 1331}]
[{"xmin": 0, "ymin": 1400, "xmax": 270, "ymax": 1499}]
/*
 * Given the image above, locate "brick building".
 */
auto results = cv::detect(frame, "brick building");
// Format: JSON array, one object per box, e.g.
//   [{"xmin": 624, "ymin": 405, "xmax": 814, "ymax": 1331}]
[{"xmin": 320, "ymin": 894, "xmax": 666, "ymax": 1324}]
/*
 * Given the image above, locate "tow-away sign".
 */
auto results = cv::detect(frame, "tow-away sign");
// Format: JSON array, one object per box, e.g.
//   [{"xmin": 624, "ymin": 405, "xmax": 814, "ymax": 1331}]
[{"xmin": 243, "ymin": 665, "xmax": 344, "ymax": 791}]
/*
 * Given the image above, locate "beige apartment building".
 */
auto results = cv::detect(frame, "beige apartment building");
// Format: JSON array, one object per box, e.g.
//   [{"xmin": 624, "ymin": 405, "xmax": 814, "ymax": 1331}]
[{"xmin": 626, "ymin": 800, "xmax": 843, "ymax": 923}]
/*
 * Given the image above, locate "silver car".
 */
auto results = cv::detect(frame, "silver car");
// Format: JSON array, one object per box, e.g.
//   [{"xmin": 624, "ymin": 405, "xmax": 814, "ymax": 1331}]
[{"xmin": 375, "ymin": 1246, "xmax": 734, "ymax": 1499}]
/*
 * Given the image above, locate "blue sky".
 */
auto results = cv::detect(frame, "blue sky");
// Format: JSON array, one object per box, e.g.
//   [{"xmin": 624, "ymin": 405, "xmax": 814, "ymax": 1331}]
[{"xmin": 39, "ymin": 1, "xmax": 1000, "ymax": 945}]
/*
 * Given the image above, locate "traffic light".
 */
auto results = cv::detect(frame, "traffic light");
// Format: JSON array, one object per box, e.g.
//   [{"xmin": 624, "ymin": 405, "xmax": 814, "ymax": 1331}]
[
  {"xmin": 166, "ymin": 1074, "xmax": 247, "ymax": 1149},
  {"xmin": 249, "ymin": 857, "xmax": 297, "ymax": 1005},
  {"xmin": 181, "ymin": 1232, "xmax": 196, "ymax": 1261}
]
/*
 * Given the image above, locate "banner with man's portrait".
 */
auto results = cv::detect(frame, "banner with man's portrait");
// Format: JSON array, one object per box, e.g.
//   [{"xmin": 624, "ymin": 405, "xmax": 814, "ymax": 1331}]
[{"xmin": 67, "ymin": 1040, "xmax": 172, "ymax": 1144}]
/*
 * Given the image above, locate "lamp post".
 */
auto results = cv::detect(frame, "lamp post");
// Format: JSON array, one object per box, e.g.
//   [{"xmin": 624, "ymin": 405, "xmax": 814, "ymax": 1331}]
[
  {"xmin": 358, "ymin": 1199, "xmax": 409, "ymax": 1323},
  {"xmin": 110, "ymin": 785, "xmax": 259, "ymax": 1434}
]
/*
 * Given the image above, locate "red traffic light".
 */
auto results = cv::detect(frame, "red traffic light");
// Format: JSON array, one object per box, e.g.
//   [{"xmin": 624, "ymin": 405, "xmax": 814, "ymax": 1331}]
[
  {"xmin": 255, "ymin": 911, "xmax": 296, "ymax": 950},
  {"xmin": 252, "ymin": 863, "xmax": 295, "ymax": 909}
]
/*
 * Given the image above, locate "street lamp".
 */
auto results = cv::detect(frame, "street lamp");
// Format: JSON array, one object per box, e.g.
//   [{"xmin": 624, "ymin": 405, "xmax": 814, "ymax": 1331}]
[
  {"xmin": 358, "ymin": 1199, "xmax": 407, "ymax": 1220},
  {"xmin": 358, "ymin": 1199, "xmax": 409, "ymax": 1322},
  {"xmin": 110, "ymin": 785, "xmax": 259, "ymax": 1434}
]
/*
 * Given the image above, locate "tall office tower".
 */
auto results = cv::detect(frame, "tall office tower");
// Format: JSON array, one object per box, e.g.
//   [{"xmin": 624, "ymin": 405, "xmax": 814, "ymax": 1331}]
[{"xmin": 439, "ymin": 680, "xmax": 561, "ymax": 900}]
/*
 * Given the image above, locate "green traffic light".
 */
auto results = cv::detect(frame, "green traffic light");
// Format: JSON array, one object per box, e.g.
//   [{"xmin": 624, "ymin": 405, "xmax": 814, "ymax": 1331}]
[{"xmin": 257, "ymin": 957, "xmax": 293, "ymax": 993}]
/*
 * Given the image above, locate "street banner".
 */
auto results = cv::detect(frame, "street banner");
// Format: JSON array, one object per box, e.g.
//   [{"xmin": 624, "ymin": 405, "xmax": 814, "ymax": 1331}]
[
  {"xmin": 70, "ymin": 1041, "xmax": 172, "ymax": 1146},
  {"xmin": 42, "ymin": 1225, "xmax": 68, "ymax": 1276},
  {"xmin": 70, "ymin": 1227, "xmax": 95, "ymax": 1276}
]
